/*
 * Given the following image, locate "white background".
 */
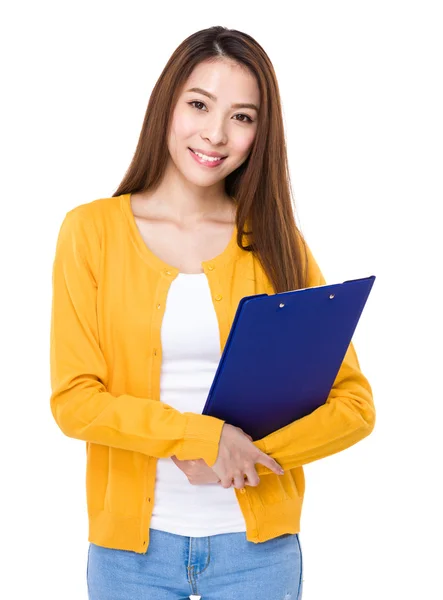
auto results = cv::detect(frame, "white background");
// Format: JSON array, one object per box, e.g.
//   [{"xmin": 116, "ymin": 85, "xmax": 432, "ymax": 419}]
[{"xmin": 1, "ymin": 1, "xmax": 442, "ymax": 599}]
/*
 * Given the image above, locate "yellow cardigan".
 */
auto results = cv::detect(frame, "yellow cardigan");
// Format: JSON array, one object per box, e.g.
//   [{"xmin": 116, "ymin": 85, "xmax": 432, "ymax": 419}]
[{"xmin": 49, "ymin": 193, "xmax": 375, "ymax": 553}]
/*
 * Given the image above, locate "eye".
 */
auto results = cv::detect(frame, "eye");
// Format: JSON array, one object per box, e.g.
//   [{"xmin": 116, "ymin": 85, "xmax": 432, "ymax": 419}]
[
  {"xmin": 234, "ymin": 113, "xmax": 254, "ymax": 124},
  {"xmin": 187, "ymin": 101, "xmax": 254, "ymax": 124},
  {"xmin": 189, "ymin": 100, "xmax": 207, "ymax": 112}
]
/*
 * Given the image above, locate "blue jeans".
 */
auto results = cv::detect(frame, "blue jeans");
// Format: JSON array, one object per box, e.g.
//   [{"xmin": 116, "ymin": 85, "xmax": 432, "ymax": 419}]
[{"xmin": 87, "ymin": 528, "xmax": 303, "ymax": 599}]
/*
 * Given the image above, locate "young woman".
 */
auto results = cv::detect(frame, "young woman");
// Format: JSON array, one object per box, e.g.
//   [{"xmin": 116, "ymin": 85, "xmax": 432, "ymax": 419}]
[{"xmin": 50, "ymin": 25, "xmax": 375, "ymax": 600}]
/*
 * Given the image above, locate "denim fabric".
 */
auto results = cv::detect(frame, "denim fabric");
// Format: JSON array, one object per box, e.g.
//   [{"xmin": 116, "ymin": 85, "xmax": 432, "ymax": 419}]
[{"xmin": 87, "ymin": 528, "xmax": 303, "ymax": 599}]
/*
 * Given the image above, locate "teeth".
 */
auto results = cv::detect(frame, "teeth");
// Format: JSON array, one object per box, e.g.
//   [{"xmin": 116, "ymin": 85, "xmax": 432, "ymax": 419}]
[{"xmin": 192, "ymin": 150, "xmax": 224, "ymax": 162}]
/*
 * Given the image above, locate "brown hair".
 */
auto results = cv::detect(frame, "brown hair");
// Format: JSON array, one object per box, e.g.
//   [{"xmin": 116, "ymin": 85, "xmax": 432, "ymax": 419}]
[{"xmin": 113, "ymin": 25, "xmax": 309, "ymax": 293}]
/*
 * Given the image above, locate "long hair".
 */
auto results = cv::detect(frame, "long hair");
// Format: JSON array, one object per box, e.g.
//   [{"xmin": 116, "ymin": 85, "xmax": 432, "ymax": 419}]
[{"xmin": 112, "ymin": 26, "xmax": 309, "ymax": 293}]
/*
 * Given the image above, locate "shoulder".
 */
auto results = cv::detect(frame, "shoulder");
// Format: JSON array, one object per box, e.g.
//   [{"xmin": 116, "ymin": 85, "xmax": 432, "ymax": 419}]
[
  {"xmin": 65, "ymin": 194, "xmax": 122, "ymax": 224},
  {"xmin": 58, "ymin": 194, "xmax": 126, "ymax": 242},
  {"xmin": 55, "ymin": 195, "xmax": 126, "ymax": 264},
  {"xmin": 53, "ymin": 197, "xmax": 122, "ymax": 278}
]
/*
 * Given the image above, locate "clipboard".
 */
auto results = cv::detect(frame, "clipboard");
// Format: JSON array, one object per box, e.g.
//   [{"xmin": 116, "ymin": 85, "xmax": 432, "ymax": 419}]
[{"xmin": 202, "ymin": 275, "xmax": 376, "ymax": 441}]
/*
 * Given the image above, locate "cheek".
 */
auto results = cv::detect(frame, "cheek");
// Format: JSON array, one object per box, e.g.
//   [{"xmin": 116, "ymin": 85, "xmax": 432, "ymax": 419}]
[
  {"xmin": 233, "ymin": 128, "xmax": 256, "ymax": 155},
  {"xmin": 171, "ymin": 111, "xmax": 196, "ymax": 140},
  {"xmin": 167, "ymin": 115, "xmax": 194, "ymax": 157}
]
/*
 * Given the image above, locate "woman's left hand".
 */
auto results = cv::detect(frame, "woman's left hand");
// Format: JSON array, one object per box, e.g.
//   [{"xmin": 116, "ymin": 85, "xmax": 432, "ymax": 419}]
[{"xmin": 171, "ymin": 431, "xmax": 253, "ymax": 486}]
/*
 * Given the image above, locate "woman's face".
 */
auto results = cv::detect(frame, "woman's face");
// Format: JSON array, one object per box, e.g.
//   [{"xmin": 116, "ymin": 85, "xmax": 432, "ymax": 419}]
[{"xmin": 167, "ymin": 58, "xmax": 260, "ymax": 188}]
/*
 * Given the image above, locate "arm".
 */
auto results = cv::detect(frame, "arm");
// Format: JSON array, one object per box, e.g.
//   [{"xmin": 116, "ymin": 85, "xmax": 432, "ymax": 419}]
[
  {"xmin": 49, "ymin": 209, "xmax": 224, "ymax": 466},
  {"xmin": 253, "ymin": 241, "xmax": 376, "ymax": 475}
]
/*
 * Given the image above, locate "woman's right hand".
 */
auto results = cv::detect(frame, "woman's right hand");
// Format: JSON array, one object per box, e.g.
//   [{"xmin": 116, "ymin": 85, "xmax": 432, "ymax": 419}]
[{"xmin": 211, "ymin": 423, "xmax": 284, "ymax": 489}]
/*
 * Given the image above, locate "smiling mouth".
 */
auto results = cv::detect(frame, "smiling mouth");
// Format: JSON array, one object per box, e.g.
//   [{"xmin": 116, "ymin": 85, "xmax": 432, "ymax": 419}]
[{"xmin": 188, "ymin": 148, "xmax": 228, "ymax": 161}]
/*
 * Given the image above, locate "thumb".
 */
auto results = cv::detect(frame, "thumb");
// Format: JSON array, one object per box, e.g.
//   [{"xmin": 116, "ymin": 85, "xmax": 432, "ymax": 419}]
[{"xmin": 238, "ymin": 428, "xmax": 253, "ymax": 442}]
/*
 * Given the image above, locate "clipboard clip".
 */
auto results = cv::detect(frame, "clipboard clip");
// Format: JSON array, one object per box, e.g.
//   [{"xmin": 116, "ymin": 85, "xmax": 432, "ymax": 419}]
[{"xmin": 279, "ymin": 293, "xmax": 335, "ymax": 308}]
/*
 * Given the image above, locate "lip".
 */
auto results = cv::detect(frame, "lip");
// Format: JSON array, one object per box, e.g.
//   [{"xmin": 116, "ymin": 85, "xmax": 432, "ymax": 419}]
[
  {"xmin": 188, "ymin": 147, "xmax": 227, "ymax": 168},
  {"xmin": 189, "ymin": 147, "xmax": 227, "ymax": 158}
]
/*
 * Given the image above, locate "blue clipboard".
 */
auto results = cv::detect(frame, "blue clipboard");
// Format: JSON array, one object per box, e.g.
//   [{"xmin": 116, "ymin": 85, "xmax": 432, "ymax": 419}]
[{"xmin": 202, "ymin": 275, "xmax": 376, "ymax": 441}]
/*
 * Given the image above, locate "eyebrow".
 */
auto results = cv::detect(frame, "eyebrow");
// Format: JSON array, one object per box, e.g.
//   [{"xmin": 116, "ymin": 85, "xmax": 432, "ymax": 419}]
[{"xmin": 185, "ymin": 87, "xmax": 259, "ymax": 112}]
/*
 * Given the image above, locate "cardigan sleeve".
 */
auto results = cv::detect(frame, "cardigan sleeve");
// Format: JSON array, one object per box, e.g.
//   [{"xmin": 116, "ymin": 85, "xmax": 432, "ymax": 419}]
[
  {"xmin": 49, "ymin": 209, "xmax": 225, "ymax": 466},
  {"xmin": 253, "ymin": 240, "xmax": 376, "ymax": 475}
]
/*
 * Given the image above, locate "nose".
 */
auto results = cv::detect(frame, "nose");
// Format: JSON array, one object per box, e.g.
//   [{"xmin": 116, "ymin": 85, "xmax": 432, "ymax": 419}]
[{"xmin": 201, "ymin": 115, "xmax": 228, "ymax": 146}]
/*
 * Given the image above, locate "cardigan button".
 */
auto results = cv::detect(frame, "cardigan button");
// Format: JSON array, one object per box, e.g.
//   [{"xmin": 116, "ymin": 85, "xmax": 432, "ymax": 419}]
[
  {"xmin": 207, "ymin": 264, "xmax": 215, "ymax": 271},
  {"xmin": 215, "ymin": 294, "xmax": 222, "ymax": 301}
]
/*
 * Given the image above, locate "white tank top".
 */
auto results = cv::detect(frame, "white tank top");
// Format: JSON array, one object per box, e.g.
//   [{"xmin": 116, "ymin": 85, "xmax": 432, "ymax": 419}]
[{"xmin": 149, "ymin": 272, "xmax": 247, "ymax": 537}]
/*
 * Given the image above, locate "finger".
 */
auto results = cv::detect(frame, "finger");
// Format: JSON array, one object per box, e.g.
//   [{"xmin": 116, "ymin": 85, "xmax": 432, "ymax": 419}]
[
  {"xmin": 257, "ymin": 454, "xmax": 284, "ymax": 475},
  {"xmin": 231, "ymin": 473, "xmax": 249, "ymax": 490},
  {"xmin": 220, "ymin": 478, "xmax": 233, "ymax": 489},
  {"xmin": 245, "ymin": 466, "xmax": 260, "ymax": 487}
]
